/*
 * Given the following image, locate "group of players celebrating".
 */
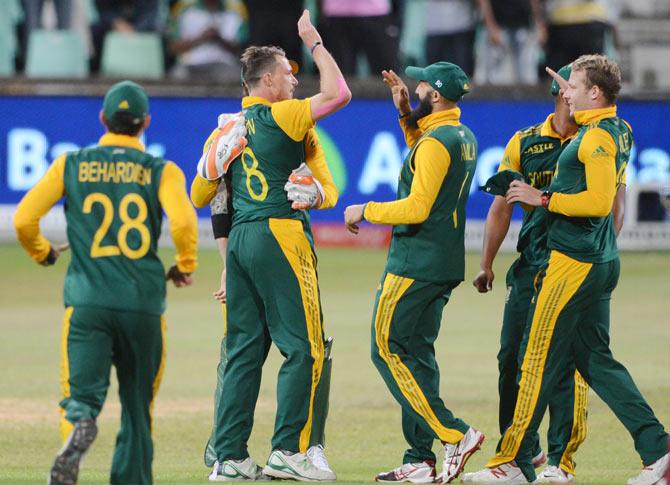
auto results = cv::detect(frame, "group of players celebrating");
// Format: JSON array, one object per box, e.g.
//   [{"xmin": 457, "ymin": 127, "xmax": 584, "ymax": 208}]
[{"xmin": 14, "ymin": 8, "xmax": 668, "ymax": 485}]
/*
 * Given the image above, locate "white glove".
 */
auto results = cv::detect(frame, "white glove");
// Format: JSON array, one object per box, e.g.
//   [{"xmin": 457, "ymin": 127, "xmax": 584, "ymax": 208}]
[
  {"xmin": 197, "ymin": 112, "xmax": 247, "ymax": 180},
  {"xmin": 284, "ymin": 163, "xmax": 325, "ymax": 210}
]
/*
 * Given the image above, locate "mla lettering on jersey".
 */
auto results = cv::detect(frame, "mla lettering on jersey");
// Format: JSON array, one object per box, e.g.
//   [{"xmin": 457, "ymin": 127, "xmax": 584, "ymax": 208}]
[
  {"xmin": 461, "ymin": 143, "xmax": 476, "ymax": 161},
  {"xmin": 78, "ymin": 161, "xmax": 152, "ymax": 185}
]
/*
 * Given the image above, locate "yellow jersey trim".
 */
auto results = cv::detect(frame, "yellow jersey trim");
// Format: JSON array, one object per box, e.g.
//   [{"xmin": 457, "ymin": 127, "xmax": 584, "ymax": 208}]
[
  {"xmin": 488, "ymin": 251, "xmax": 591, "ymax": 467},
  {"xmin": 374, "ymin": 273, "xmax": 465, "ymax": 444},
  {"xmin": 98, "ymin": 133, "xmax": 145, "ymax": 151},
  {"xmin": 59, "ymin": 307, "xmax": 74, "ymax": 443},
  {"xmin": 268, "ymin": 218, "xmax": 325, "ymax": 453},
  {"xmin": 559, "ymin": 371, "xmax": 589, "ymax": 476},
  {"xmin": 574, "ymin": 106, "xmax": 617, "ymax": 126}
]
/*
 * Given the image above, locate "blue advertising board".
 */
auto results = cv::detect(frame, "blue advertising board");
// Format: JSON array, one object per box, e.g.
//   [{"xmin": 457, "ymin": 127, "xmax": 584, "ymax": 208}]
[{"xmin": 1, "ymin": 96, "xmax": 668, "ymax": 221}]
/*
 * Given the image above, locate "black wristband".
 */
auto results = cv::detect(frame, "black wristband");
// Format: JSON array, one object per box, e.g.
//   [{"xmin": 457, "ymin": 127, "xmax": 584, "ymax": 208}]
[
  {"xmin": 310, "ymin": 41, "xmax": 322, "ymax": 54},
  {"xmin": 43, "ymin": 247, "xmax": 57, "ymax": 266}
]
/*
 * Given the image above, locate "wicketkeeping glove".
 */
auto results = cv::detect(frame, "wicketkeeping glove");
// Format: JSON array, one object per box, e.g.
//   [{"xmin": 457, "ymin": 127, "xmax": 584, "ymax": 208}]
[
  {"xmin": 284, "ymin": 163, "xmax": 325, "ymax": 210},
  {"xmin": 197, "ymin": 112, "xmax": 247, "ymax": 180}
]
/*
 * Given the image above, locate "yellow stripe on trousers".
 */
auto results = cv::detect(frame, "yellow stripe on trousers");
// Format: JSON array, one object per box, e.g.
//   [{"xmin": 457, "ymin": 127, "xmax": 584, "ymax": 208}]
[
  {"xmin": 149, "ymin": 315, "xmax": 167, "ymax": 434},
  {"xmin": 488, "ymin": 251, "xmax": 592, "ymax": 467},
  {"xmin": 560, "ymin": 371, "xmax": 589, "ymax": 476},
  {"xmin": 59, "ymin": 307, "xmax": 74, "ymax": 443},
  {"xmin": 268, "ymin": 219, "xmax": 325, "ymax": 453},
  {"xmin": 374, "ymin": 273, "xmax": 465, "ymax": 444}
]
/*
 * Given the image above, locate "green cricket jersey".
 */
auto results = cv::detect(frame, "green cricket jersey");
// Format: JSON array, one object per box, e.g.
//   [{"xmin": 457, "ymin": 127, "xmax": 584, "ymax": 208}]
[
  {"xmin": 547, "ymin": 106, "xmax": 631, "ymax": 263},
  {"xmin": 366, "ymin": 108, "xmax": 478, "ymax": 283},
  {"xmin": 498, "ymin": 114, "xmax": 574, "ymax": 266},
  {"xmin": 229, "ymin": 96, "xmax": 313, "ymax": 226},
  {"xmin": 63, "ymin": 135, "xmax": 167, "ymax": 314}
]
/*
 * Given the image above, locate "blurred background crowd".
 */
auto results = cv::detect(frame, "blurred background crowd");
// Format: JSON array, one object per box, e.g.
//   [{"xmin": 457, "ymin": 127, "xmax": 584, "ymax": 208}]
[{"xmin": 1, "ymin": 0, "xmax": 669, "ymax": 90}]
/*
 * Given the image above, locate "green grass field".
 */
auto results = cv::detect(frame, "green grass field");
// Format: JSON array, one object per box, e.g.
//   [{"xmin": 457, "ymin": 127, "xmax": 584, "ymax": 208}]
[{"xmin": 0, "ymin": 245, "xmax": 668, "ymax": 484}]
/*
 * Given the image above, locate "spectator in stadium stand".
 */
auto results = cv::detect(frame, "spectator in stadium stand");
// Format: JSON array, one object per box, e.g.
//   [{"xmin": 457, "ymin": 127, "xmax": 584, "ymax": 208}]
[
  {"xmin": 242, "ymin": 0, "xmax": 303, "ymax": 68},
  {"xmin": 20, "ymin": 0, "xmax": 72, "ymax": 68},
  {"xmin": 319, "ymin": 0, "xmax": 400, "ymax": 76},
  {"xmin": 423, "ymin": 0, "xmax": 478, "ymax": 77},
  {"xmin": 167, "ymin": 0, "xmax": 243, "ymax": 81},
  {"xmin": 476, "ymin": 0, "xmax": 546, "ymax": 84},
  {"xmin": 90, "ymin": 0, "xmax": 160, "ymax": 72},
  {"xmin": 543, "ymin": 0, "xmax": 610, "ymax": 75}
]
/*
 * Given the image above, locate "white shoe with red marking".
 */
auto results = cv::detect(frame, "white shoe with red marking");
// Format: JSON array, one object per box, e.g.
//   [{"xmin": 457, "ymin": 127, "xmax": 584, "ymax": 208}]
[
  {"xmin": 375, "ymin": 460, "xmax": 436, "ymax": 483},
  {"xmin": 437, "ymin": 427, "xmax": 485, "ymax": 483},
  {"xmin": 627, "ymin": 452, "xmax": 670, "ymax": 485},
  {"xmin": 460, "ymin": 463, "xmax": 530, "ymax": 484},
  {"xmin": 532, "ymin": 451, "xmax": 547, "ymax": 469}
]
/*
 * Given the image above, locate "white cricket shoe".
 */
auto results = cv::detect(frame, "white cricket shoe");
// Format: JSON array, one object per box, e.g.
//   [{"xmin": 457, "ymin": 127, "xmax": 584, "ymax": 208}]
[
  {"xmin": 437, "ymin": 427, "xmax": 485, "ymax": 483},
  {"xmin": 263, "ymin": 449, "xmax": 336, "ymax": 481},
  {"xmin": 535, "ymin": 465, "xmax": 574, "ymax": 484},
  {"xmin": 460, "ymin": 463, "xmax": 530, "ymax": 484},
  {"xmin": 307, "ymin": 445, "xmax": 336, "ymax": 477},
  {"xmin": 375, "ymin": 460, "xmax": 436, "ymax": 483},
  {"xmin": 209, "ymin": 457, "xmax": 265, "ymax": 481},
  {"xmin": 627, "ymin": 452, "xmax": 670, "ymax": 485}
]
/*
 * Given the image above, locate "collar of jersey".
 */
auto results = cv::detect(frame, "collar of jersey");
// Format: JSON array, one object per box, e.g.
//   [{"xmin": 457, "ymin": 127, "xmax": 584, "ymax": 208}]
[
  {"xmin": 417, "ymin": 107, "xmax": 461, "ymax": 131},
  {"xmin": 242, "ymin": 96, "xmax": 272, "ymax": 109},
  {"xmin": 99, "ymin": 133, "xmax": 145, "ymax": 151},
  {"xmin": 540, "ymin": 113, "xmax": 574, "ymax": 141},
  {"xmin": 574, "ymin": 105, "xmax": 617, "ymax": 126}
]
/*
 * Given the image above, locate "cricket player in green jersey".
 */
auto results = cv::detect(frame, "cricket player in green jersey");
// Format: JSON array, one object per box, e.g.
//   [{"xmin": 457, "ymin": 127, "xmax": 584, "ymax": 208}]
[
  {"xmin": 344, "ymin": 63, "xmax": 480, "ymax": 484},
  {"xmin": 468, "ymin": 65, "xmax": 585, "ymax": 485},
  {"xmin": 13, "ymin": 80, "xmax": 198, "ymax": 485},
  {"xmin": 199, "ymin": 123, "xmax": 335, "ymax": 476},
  {"xmin": 467, "ymin": 55, "xmax": 669, "ymax": 484},
  {"xmin": 190, "ymin": 9, "xmax": 351, "ymax": 482}
]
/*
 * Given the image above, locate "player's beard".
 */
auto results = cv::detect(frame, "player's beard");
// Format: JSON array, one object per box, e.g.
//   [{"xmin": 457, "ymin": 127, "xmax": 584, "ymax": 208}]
[{"xmin": 406, "ymin": 94, "xmax": 433, "ymax": 130}]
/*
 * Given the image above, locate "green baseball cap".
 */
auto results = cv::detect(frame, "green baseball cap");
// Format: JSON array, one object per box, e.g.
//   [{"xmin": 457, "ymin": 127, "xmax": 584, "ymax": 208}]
[
  {"xmin": 550, "ymin": 65, "xmax": 572, "ymax": 96},
  {"xmin": 480, "ymin": 170, "xmax": 524, "ymax": 196},
  {"xmin": 103, "ymin": 80, "xmax": 149, "ymax": 124},
  {"xmin": 405, "ymin": 62, "xmax": 470, "ymax": 101}
]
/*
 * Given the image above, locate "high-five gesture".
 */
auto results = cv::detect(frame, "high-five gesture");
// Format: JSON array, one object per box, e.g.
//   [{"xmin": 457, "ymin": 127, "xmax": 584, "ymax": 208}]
[
  {"xmin": 297, "ymin": 9, "xmax": 322, "ymax": 50},
  {"xmin": 382, "ymin": 70, "xmax": 411, "ymax": 116},
  {"xmin": 546, "ymin": 66, "xmax": 569, "ymax": 93}
]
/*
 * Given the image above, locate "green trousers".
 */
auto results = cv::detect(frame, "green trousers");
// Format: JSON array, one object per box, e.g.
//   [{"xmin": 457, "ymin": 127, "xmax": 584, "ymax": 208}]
[
  {"xmin": 213, "ymin": 219, "xmax": 326, "ymax": 461},
  {"xmin": 370, "ymin": 272, "xmax": 470, "ymax": 465},
  {"xmin": 59, "ymin": 306, "xmax": 165, "ymax": 485},
  {"xmin": 488, "ymin": 251, "xmax": 669, "ymax": 481},
  {"xmin": 498, "ymin": 258, "xmax": 588, "ymax": 474},
  {"xmin": 205, "ymin": 331, "xmax": 333, "ymax": 467}
]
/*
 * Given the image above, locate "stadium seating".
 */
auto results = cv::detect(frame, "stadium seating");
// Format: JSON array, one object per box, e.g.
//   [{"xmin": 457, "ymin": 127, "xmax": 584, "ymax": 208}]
[
  {"xmin": 101, "ymin": 32, "xmax": 165, "ymax": 79},
  {"xmin": 0, "ymin": 0, "xmax": 23, "ymax": 76},
  {"xmin": 25, "ymin": 30, "xmax": 88, "ymax": 78}
]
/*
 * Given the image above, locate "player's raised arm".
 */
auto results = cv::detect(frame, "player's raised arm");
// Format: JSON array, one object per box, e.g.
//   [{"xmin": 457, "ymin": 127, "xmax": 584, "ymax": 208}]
[{"xmin": 298, "ymin": 9, "xmax": 351, "ymax": 121}]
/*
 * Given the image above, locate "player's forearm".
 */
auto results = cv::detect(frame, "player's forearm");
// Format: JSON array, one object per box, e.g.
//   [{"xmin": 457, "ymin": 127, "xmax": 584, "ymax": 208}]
[
  {"xmin": 612, "ymin": 184, "xmax": 625, "ymax": 236},
  {"xmin": 215, "ymin": 237, "xmax": 227, "ymax": 263},
  {"xmin": 160, "ymin": 163, "xmax": 199, "ymax": 273},
  {"xmin": 14, "ymin": 156, "xmax": 65, "ymax": 263},
  {"xmin": 481, "ymin": 196, "xmax": 512, "ymax": 270},
  {"xmin": 306, "ymin": 152, "xmax": 338, "ymax": 209},
  {"xmin": 364, "ymin": 195, "xmax": 432, "ymax": 225},
  {"xmin": 311, "ymin": 46, "xmax": 352, "ymax": 119},
  {"xmin": 190, "ymin": 174, "xmax": 220, "ymax": 208}
]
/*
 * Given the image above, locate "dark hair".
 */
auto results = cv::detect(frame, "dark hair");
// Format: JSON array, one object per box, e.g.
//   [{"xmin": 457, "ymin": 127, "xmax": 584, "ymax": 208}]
[
  {"xmin": 240, "ymin": 45, "xmax": 286, "ymax": 88},
  {"xmin": 105, "ymin": 112, "xmax": 144, "ymax": 136},
  {"xmin": 572, "ymin": 54, "xmax": 622, "ymax": 104}
]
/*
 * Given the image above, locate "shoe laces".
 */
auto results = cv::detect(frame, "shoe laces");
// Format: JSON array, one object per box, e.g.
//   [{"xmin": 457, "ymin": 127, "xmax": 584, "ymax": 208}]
[{"xmin": 307, "ymin": 445, "xmax": 331, "ymax": 471}]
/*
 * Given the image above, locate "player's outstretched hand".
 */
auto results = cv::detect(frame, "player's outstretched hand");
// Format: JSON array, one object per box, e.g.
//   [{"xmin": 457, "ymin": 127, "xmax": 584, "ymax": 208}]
[
  {"xmin": 344, "ymin": 204, "xmax": 365, "ymax": 234},
  {"xmin": 297, "ymin": 9, "xmax": 322, "ymax": 49},
  {"xmin": 213, "ymin": 268, "xmax": 226, "ymax": 303},
  {"xmin": 473, "ymin": 268, "xmax": 495, "ymax": 293},
  {"xmin": 39, "ymin": 242, "xmax": 69, "ymax": 266},
  {"xmin": 382, "ymin": 70, "xmax": 411, "ymax": 116},
  {"xmin": 166, "ymin": 265, "xmax": 193, "ymax": 288}
]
